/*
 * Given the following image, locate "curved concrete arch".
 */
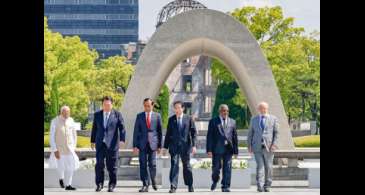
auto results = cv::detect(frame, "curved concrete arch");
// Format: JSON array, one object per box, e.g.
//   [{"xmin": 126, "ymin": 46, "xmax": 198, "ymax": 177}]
[{"xmin": 121, "ymin": 9, "xmax": 294, "ymax": 150}]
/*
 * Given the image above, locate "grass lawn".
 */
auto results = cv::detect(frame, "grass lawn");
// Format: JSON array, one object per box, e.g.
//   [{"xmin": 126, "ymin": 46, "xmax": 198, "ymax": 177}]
[
  {"xmin": 239, "ymin": 135, "xmax": 320, "ymax": 148},
  {"xmin": 44, "ymin": 132, "xmax": 91, "ymax": 148},
  {"xmin": 293, "ymin": 135, "xmax": 320, "ymax": 147}
]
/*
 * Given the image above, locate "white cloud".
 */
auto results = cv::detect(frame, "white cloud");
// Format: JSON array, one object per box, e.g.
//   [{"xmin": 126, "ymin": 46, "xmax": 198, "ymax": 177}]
[{"xmin": 240, "ymin": 0, "xmax": 274, "ymax": 8}]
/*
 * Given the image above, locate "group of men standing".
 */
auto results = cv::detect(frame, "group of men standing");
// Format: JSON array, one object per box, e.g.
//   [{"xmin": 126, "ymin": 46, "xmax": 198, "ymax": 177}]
[{"xmin": 49, "ymin": 96, "xmax": 278, "ymax": 193}]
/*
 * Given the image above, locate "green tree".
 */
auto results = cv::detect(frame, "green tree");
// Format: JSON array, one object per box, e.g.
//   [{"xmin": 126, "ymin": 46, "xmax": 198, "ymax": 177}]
[
  {"xmin": 44, "ymin": 17, "xmax": 98, "ymax": 123},
  {"xmin": 87, "ymin": 56, "xmax": 134, "ymax": 109},
  {"xmin": 211, "ymin": 6, "xmax": 320, "ymax": 125},
  {"xmin": 49, "ymin": 80, "xmax": 60, "ymax": 119},
  {"xmin": 267, "ymin": 35, "xmax": 320, "ymax": 122},
  {"xmin": 154, "ymin": 84, "xmax": 170, "ymax": 129},
  {"xmin": 44, "ymin": 17, "xmax": 134, "ymax": 127},
  {"xmin": 212, "ymin": 82, "xmax": 247, "ymax": 128}
]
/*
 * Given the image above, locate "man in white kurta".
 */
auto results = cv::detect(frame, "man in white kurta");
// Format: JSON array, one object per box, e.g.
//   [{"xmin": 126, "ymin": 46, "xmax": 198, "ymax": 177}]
[{"xmin": 49, "ymin": 106, "xmax": 79, "ymax": 190}]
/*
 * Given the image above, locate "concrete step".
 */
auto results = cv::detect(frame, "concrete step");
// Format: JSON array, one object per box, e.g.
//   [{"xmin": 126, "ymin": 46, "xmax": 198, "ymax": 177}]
[
  {"xmin": 103, "ymin": 165, "xmax": 140, "ymax": 180},
  {"xmin": 114, "ymin": 165, "xmax": 307, "ymax": 182}
]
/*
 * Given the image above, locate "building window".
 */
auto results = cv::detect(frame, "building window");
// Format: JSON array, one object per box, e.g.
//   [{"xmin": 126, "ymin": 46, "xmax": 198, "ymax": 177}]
[
  {"xmin": 184, "ymin": 102, "xmax": 192, "ymax": 115},
  {"xmin": 183, "ymin": 75, "xmax": 192, "ymax": 92},
  {"xmin": 204, "ymin": 96, "xmax": 212, "ymax": 113},
  {"xmin": 205, "ymin": 68, "xmax": 212, "ymax": 86}
]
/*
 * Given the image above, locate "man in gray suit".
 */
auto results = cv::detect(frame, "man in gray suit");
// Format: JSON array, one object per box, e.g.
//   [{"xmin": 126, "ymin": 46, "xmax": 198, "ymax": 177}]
[{"xmin": 247, "ymin": 102, "xmax": 279, "ymax": 192}]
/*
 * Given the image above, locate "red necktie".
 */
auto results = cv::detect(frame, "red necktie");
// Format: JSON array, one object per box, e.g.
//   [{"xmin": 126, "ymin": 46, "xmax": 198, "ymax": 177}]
[{"xmin": 146, "ymin": 113, "xmax": 151, "ymax": 129}]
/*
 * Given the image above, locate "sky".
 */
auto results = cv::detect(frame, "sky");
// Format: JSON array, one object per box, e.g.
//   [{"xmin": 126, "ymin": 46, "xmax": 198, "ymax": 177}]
[{"xmin": 139, "ymin": 0, "xmax": 320, "ymax": 41}]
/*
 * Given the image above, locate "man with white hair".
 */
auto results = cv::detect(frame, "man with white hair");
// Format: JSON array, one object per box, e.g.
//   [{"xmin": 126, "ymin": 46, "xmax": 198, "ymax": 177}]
[
  {"xmin": 49, "ymin": 106, "xmax": 79, "ymax": 190},
  {"xmin": 207, "ymin": 104, "xmax": 239, "ymax": 192},
  {"xmin": 247, "ymin": 102, "xmax": 279, "ymax": 192}
]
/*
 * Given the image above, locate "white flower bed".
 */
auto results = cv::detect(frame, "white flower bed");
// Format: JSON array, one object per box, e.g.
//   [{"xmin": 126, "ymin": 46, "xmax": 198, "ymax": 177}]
[{"xmin": 161, "ymin": 158, "xmax": 250, "ymax": 189}]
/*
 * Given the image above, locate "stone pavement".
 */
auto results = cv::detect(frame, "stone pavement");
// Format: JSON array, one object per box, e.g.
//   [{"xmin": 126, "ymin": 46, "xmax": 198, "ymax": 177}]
[{"xmin": 44, "ymin": 187, "xmax": 320, "ymax": 195}]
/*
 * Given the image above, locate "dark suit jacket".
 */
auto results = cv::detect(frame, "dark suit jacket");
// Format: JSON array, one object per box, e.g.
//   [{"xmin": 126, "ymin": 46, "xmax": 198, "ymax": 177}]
[
  {"xmin": 91, "ymin": 109, "xmax": 126, "ymax": 151},
  {"xmin": 163, "ymin": 114, "xmax": 197, "ymax": 154},
  {"xmin": 133, "ymin": 111, "xmax": 163, "ymax": 151},
  {"xmin": 206, "ymin": 116, "xmax": 238, "ymax": 155}
]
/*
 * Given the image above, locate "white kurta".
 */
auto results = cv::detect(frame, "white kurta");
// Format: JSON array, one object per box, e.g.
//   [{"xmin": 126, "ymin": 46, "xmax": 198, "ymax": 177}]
[{"xmin": 48, "ymin": 116, "xmax": 80, "ymax": 171}]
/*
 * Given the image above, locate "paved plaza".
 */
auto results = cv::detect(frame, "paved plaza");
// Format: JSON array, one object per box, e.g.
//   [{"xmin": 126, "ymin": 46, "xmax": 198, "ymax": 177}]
[{"xmin": 45, "ymin": 187, "xmax": 320, "ymax": 195}]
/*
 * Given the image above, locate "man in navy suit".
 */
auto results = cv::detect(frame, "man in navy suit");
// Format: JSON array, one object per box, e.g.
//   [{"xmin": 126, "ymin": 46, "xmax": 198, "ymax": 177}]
[
  {"xmin": 207, "ymin": 104, "xmax": 238, "ymax": 192},
  {"xmin": 133, "ymin": 98, "xmax": 163, "ymax": 192},
  {"xmin": 163, "ymin": 101, "xmax": 197, "ymax": 193},
  {"xmin": 91, "ymin": 96, "xmax": 126, "ymax": 192}
]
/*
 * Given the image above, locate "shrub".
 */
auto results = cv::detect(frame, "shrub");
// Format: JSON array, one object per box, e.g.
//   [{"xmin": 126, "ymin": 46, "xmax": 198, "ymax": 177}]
[
  {"xmin": 84, "ymin": 121, "xmax": 93, "ymax": 131},
  {"xmin": 44, "ymin": 121, "xmax": 50, "ymax": 132},
  {"xmin": 155, "ymin": 84, "xmax": 169, "ymax": 128}
]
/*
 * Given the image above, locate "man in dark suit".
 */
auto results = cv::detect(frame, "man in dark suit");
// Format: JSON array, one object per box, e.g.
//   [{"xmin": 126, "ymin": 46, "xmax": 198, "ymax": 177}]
[
  {"xmin": 207, "ymin": 104, "xmax": 238, "ymax": 192},
  {"xmin": 163, "ymin": 101, "xmax": 197, "ymax": 193},
  {"xmin": 133, "ymin": 98, "xmax": 163, "ymax": 192},
  {"xmin": 91, "ymin": 96, "xmax": 126, "ymax": 192}
]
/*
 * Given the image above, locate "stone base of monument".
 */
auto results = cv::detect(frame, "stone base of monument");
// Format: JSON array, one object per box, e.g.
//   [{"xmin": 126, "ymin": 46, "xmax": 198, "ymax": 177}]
[
  {"xmin": 161, "ymin": 168, "xmax": 251, "ymax": 189},
  {"xmin": 299, "ymin": 159, "xmax": 320, "ymax": 188},
  {"xmin": 308, "ymin": 167, "xmax": 320, "ymax": 188},
  {"xmin": 44, "ymin": 169, "xmax": 95, "ymax": 188}
]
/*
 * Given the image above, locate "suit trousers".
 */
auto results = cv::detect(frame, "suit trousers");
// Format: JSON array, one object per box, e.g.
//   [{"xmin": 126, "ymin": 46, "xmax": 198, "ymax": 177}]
[
  {"xmin": 169, "ymin": 151, "xmax": 193, "ymax": 188},
  {"xmin": 254, "ymin": 147, "xmax": 274, "ymax": 188},
  {"xmin": 139, "ymin": 143, "xmax": 157, "ymax": 186},
  {"xmin": 95, "ymin": 143, "xmax": 118, "ymax": 186},
  {"xmin": 212, "ymin": 147, "xmax": 233, "ymax": 189}
]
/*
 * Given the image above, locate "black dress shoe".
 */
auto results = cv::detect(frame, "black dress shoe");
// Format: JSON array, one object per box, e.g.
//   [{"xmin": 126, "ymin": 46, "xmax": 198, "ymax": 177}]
[
  {"xmin": 108, "ymin": 185, "xmax": 115, "ymax": 192},
  {"xmin": 211, "ymin": 182, "xmax": 217, "ymax": 191},
  {"xmin": 139, "ymin": 186, "xmax": 149, "ymax": 192},
  {"xmin": 65, "ymin": 185, "xmax": 77, "ymax": 190},
  {"xmin": 257, "ymin": 187, "xmax": 264, "ymax": 192},
  {"xmin": 151, "ymin": 180, "xmax": 158, "ymax": 191},
  {"xmin": 169, "ymin": 187, "xmax": 176, "ymax": 193},
  {"xmin": 188, "ymin": 186, "xmax": 194, "ymax": 192},
  {"xmin": 222, "ymin": 188, "xmax": 230, "ymax": 192},
  {"xmin": 96, "ymin": 184, "xmax": 103, "ymax": 192},
  {"xmin": 264, "ymin": 187, "xmax": 270, "ymax": 192},
  {"xmin": 152, "ymin": 185, "xmax": 158, "ymax": 191},
  {"xmin": 59, "ymin": 179, "xmax": 65, "ymax": 188}
]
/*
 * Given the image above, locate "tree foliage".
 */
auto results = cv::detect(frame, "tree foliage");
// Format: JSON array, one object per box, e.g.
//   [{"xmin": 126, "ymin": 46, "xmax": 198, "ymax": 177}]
[
  {"xmin": 212, "ymin": 6, "xmax": 320, "ymax": 125},
  {"xmin": 44, "ymin": 17, "xmax": 134, "ymax": 125},
  {"xmin": 154, "ymin": 84, "xmax": 170, "ymax": 129}
]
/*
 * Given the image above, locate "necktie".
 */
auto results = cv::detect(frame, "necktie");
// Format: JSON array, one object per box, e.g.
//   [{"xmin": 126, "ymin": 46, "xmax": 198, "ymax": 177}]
[
  {"xmin": 223, "ymin": 118, "xmax": 227, "ymax": 129},
  {"xmin": 178, "ymin": 116, "xmax": 185, "ymax": 139},
  {"xmin": 146, "ymin": 112, "xmax": 151, "ymax": 129},
  {"xmin": 104, "ymin": 112, "xmax": 109, "ymax": 129},
  {"xmin": 178, "ymin": 117, "xmax": 183, "ymax": 134},
  {"xmin": 178, "ymin": 117, "xmax": 181, "ymax": 130},
  {"xmin": 260, "ymin": 115, "xmax": 265, "ymax": 130}
]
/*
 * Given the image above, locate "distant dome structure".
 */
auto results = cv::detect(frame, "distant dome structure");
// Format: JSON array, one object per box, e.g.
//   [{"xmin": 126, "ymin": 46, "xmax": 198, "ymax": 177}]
[{"xmin": 156, "ymin": 0, "xmax": 207, "ymax": 28}]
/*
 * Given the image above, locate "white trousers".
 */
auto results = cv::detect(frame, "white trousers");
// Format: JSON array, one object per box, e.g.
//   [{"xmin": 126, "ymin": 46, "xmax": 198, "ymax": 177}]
[{"xmin": 57, "ymin": 154, "xmax": 75, "ymax": 186}]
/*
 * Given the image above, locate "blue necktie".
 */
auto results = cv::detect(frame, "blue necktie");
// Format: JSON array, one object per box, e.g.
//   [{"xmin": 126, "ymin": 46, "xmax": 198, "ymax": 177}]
[
  {"xmin": 178, "ymin": 117, "xmax": 185, "ymax": 140},
  {"xmin": 178, "ymin": 117, "xmax": 182, "ymax": 132},
  {"xmin": 260, "ymin": 115, "xmax": 265, "ymax": 130}
]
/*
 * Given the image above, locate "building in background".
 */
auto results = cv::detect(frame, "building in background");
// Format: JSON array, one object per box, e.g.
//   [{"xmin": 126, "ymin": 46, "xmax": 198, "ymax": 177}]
[
  {"xmin": 121, "ymin": 40, "xmax": 146, "ymax": 65},
  {"xmin": 44, "ymin": 0, "xmax": 139, "ymax": 59},
  {"xmin": 156, "ymin": 0, "xmax": 216, "ymax": 122},
  {"xmin": 165, "ymin": 55, "xmax": 216, "ymax": 121}
]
